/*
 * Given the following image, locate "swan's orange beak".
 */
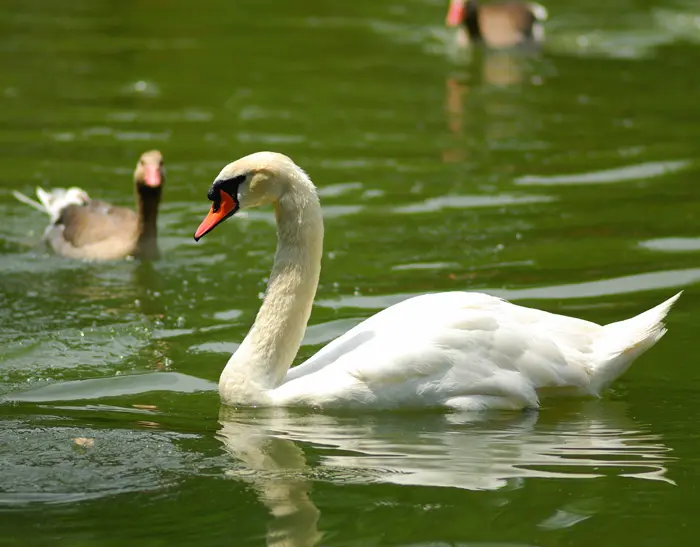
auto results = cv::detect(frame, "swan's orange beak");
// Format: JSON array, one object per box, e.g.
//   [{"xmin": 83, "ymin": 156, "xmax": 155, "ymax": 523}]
[
  {"xmin": 446, "ymin": 0, "xmax": 465, "ymax": 26},
  {"xmin": 194, "ymin": 190, "xmax": 238, "ymax": 241}
]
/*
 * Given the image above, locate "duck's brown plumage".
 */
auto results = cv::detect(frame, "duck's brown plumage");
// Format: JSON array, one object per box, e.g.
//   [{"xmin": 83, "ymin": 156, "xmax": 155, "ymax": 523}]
[
  {"xmin": 41, "ymin": 150, "xmax": 164, "ymax": 261},
  {"xmin": 446, "ymin": 0, "xmax": 547, "ymax": 49}
]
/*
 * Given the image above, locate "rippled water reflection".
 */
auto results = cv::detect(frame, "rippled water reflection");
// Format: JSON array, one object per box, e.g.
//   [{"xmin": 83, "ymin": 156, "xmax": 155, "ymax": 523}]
[
  {"xmin": 2, "ymin": 0, "xmax": 700, "ymax": 545},
  {"xmin": 220, "ymin": 403, "xmax": 673, "ymax": 490}
]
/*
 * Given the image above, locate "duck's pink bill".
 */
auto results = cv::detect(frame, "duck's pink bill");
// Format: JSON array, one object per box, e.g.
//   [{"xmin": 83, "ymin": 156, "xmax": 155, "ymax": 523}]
[
  {"xmin": 194, "ymin": 190, "xmax": 237, "ymax": 241},
  {"xmin": 446, "ymin": 0, "xmax": 465, "ymax": 26},
  {"xmin": 143, "ymin": 165, "xmax": 161, "ymax": 187}
]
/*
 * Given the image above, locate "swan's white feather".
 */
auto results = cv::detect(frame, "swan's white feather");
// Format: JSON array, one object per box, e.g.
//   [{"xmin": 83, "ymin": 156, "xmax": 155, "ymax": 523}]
[
  {"xmin": 271, "ymin": 291, "xmax": 679, "ymax": 410},
  {"xmin": 211, "ymin": 152, "xmax": 680, "ymax": 411}
]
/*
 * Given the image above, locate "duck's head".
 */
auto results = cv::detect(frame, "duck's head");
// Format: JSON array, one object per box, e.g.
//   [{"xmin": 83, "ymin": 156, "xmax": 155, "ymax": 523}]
[
  {"xmin": 134, "ymin": 150, "xmax": 165, "ymax": 193},
  {"xmin": 194, "ymin": 151, "xmax": 300, "ymax": 241}
]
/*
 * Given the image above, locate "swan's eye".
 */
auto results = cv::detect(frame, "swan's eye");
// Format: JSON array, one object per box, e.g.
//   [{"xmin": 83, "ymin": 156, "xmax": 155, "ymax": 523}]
[
  {"xmin": 211, "ymin": 175, "xmax": 246, "ymax": 199},
  {"xmin": 207, "ymin": 174, "xmax": 246, "ymax": 211}
]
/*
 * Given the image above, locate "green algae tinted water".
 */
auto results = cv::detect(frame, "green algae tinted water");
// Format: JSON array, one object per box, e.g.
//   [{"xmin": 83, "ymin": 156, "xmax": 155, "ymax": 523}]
[{"xmin": 1, "ymin": 0, "xmax": 700, "ymax": 545}]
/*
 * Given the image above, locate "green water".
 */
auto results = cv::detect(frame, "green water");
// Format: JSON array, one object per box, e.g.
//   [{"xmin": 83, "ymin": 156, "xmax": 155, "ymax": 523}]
[{"xmin": 2, "ymin": 0, "xmax": 700, "ymax": 544}]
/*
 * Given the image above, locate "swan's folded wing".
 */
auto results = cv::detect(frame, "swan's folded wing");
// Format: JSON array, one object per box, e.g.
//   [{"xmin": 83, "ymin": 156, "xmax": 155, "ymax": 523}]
[
  {"xmin": 284, "ymin": 292, "xmax": 488, "ymax": 383},
  {"xmin": 277, "ymin": 292, "xmax": 597, "ymax": 408},
  {"xmin": 285, "ymin": 326, "xmax": 376, "ymax": 382}
]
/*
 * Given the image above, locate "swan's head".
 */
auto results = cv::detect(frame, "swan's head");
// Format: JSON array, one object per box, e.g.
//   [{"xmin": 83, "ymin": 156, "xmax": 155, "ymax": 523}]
[
  {"xmin": 134, "ymin": 150, "xmax": 164, "ymax": 191},
  {"xmin": 194, "ymin": 151, "xmax": 301, "ymax": 241}
]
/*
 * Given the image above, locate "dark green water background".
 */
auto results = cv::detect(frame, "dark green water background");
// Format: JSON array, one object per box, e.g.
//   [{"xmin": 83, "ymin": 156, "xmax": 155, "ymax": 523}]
[{"xmin": 2, "ymin": 0, "xmax": 700, "ymax": 545}]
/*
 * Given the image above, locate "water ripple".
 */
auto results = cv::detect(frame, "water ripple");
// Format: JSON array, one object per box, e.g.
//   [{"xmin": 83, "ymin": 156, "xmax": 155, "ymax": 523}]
[
  {"xmin": 640, "ymin": 237, "xmax": 700, "ymax": 253},
  {"xmin": 515, "ymin": 160, "xmax": 690, "ymax": 186},
  {"xmin": 316, "ymin": 267, "xmax": 699, "ymax": 310},
  {"xmin": 219, "ymin": 402, "xmax": 673, "ymax": 492},
  {"xmin": 394, "ymin": 194, "xmax": 554, "ymax": 214}
]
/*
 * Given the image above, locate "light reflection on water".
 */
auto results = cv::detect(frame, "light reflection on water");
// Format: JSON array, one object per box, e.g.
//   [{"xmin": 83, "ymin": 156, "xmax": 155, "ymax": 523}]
[
  {"xmin": 219, "ymin": 402, "xmax": 672, "ymax": 492},
  {"xmin": 315, "ymin": 268, "xmax": 698, "ymax": 310},
  {"xmin": 218, "ymin": 402, "xmax": 672, "ymax": 545},
  {"xmin": 1, "ymin": 0, "xmax": 700, "ymax": 544},
  {"xmin": 3, "ymin": 378, "xmax": 673, "ymax": 510}
]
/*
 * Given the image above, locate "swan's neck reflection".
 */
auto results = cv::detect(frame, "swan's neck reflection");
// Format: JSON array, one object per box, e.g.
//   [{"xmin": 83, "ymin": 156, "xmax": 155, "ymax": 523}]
[
  {"xmin": 218, "ymin": 403, "xmax": 673, "ymax": 544},
  {"xmin": 218, "ymin": 412, "xmax": 322, "ymax": 547}
]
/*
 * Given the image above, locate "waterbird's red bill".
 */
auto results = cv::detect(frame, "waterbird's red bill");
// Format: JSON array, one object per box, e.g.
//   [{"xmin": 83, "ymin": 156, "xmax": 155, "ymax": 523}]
[
  {"xmin": 143, "ymin": 164, "xmax": 161, "ymax": 187},
  {"xmin": 446, "ymin": 0, "xmax": 465, "ymax": 26},
  {"xmin": 194, "ymin": 190, "xmax": 238, "ymax": 241}
]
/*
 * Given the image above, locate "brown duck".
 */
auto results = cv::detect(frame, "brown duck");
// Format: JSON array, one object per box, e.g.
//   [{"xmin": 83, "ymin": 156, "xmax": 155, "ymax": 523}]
[
  {"xmin": 446, "ymin": 0, "xmax": 548, "ymax": 48},
  {"xmin": 13, "ymin": 150, "xmax": 165, "ymax": 261}
]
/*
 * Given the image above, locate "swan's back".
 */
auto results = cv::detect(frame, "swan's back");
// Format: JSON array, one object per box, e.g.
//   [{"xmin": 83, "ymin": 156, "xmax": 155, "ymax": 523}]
[{"xmin": 274, "ymin": 292, "xmax": 679, "ymax": 410}]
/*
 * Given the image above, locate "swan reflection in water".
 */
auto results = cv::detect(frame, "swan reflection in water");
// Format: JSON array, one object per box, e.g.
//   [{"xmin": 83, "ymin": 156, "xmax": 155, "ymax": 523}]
[{"xmin": 217, "ymin": 402, "xmax": 673, "ymax": 546}]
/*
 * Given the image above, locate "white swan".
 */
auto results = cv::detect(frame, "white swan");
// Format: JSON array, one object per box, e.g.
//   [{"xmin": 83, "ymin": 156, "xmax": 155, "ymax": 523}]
[{"xmin": 194, "ymin": 151, "xmax": 681, "ymax": 410}]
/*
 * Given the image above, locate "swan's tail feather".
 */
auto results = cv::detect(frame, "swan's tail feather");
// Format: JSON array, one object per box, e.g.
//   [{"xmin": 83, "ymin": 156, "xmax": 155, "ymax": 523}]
[
  {"xmin": 590, "ymin": 292, "xmax": 681, "ymax": 394},
  {"xmin": 13, "ymin": 186, "xmax": 90, "ymax": 223}
]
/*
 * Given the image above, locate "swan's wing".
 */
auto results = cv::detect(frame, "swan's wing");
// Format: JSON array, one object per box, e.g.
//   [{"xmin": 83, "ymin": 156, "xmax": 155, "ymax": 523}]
[
  {"xmin": 278, "ymin": 292, "xmax": 601, "ymax": 408},
  {"xmin": 285, "ymin": 320, "xmax": 378, "ymax": 382},
  {"xmin": 285, "ymin": 292, "xmax": 486, "ymax": 382}
]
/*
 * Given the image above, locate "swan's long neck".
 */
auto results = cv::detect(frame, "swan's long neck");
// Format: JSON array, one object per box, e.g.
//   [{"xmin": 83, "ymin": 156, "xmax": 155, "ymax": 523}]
[{"xmin": 221, "ymin": 170, "xmax": 323, "ymax": 401}]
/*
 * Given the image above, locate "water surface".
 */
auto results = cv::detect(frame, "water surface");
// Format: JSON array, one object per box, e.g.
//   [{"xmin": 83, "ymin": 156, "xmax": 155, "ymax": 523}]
[{"xmin": 1, "ymin": 0, "xmax": 700, "ymax": 545}]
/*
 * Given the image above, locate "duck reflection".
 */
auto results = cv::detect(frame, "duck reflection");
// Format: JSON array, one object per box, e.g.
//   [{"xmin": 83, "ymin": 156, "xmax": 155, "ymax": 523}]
[
  {"xmin": 218, "ymin": 402, "xmax": 672, "ymax": 545},
  {"xmin": 443, "ymin": 47, "xmax": 545, "ymax": 164},
  {"xmin": 450, "ymin": 47, "xmax": 534, "ymax": 87}
]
